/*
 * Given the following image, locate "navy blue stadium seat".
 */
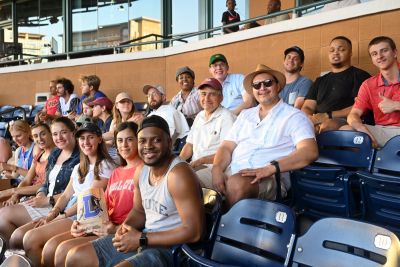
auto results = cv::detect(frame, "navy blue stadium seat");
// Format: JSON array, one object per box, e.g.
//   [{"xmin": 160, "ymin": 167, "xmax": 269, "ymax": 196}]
[
  {"xmin": 291, "ymin": 130, "xmax": 374, "ymax": 220},
  {"xmin": 173, "ymin": 136, "xmax": 186, "ymax": 155},
  {"xmin": 0, "ymin": 122, "xmax": 8, "ymax": 139},
  {"xmin": 29, "ymin": 104, "xmax": 45, "ymax": 120},
  {"xmin": 0, "ymin": 106, "xmax": 15, "ymax": 122},
  {"xmin": 134, "ymin": 102, "xmax": 148, "ymax": 113},
  {"xmin": 13, "ymin": 105, "xmax": 32, "ymax": 120},
  {"xmin": 292, "ymin": 217, "xmax": 400, "ymax": 267},
  {"xmin": 358, "ymin": 135, "xmax": 400, "ymax": 235},
  {"xmin": 181, "ymin": 199, "xmax": 296, "ymax": 267}
]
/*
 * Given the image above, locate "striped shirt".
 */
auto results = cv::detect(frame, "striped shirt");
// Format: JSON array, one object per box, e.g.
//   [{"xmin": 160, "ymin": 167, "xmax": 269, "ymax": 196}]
[{"xmin": 170, "ymin": 88, "xmax": 202, "ymax": 120}]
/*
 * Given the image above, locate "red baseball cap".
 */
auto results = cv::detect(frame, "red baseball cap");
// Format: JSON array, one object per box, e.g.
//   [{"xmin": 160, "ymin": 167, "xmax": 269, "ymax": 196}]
[
  {"xmin": 88, "ymin": 97, "xmax": 113, "ymax": 111},
  {"xmin": 198, "ymin": 78, "xmax": 222, "ymax": 91}
]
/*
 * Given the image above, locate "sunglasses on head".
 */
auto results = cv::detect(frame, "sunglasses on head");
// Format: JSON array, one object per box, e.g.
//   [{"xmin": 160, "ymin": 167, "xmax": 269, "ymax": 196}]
[{"xmin": 252, "ymin": 79, "xmax": 276, "ymax": 90}]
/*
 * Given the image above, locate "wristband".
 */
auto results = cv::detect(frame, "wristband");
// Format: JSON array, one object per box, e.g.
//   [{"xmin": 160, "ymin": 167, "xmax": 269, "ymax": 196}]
[
  {"xmin": 327, "ymin": 111, "xmax": 333, "ymax": 119},
  {"xmin": 270, "ymin": 160, "xmax": 282, "ymax": 202},
  {"xmin": 139, "ymin": 232, "xmax": 148, "ymax": 248}
]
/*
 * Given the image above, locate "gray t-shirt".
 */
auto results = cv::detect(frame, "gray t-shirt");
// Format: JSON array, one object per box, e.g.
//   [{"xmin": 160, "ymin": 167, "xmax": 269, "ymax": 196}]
[{"xmin": 279, "ymin": 76, "xmax": 313, "ymax": 106}]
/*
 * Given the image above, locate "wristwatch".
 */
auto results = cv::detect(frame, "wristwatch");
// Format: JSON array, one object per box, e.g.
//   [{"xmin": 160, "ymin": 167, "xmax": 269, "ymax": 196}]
[
  {"xmin": 139, "ymin": 232, "xmax": 148, "ymax": 248},
  {"xmin": 49, "ymin": 196, "xmax": 55, "ymax": 207}
]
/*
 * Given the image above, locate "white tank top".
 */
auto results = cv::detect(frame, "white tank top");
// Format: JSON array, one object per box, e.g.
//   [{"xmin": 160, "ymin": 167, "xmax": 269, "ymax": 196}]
[{"xmin": 139, "ymin": 157, "xmax": 184, "ymax": 232}]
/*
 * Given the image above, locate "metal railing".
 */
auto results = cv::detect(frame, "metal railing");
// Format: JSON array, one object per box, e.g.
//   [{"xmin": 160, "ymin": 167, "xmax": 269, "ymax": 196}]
[{"xmin": 0, "ymin": 0, "xmax": 349, "ymax": 68}]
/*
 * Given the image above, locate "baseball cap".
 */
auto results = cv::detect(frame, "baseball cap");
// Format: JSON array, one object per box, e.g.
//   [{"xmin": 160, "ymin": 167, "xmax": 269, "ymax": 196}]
[
  {"xmin": 143, "ymin": 85, "xmax": 166, "ymax": 95},
  {"xmin": 284, "ymin": 46, "xmax": 305, "ymax": 62},
  {"xmin": 243, "ymin": 64, "xmax": 286, "ymax": 94},
  {"xmin": 115, "ymin": 92, "xmax": 133, "ymax": 103},
  {"xmin": 75, "ymin": 122, "xmax": 102, "ymax": 138},
  {"xmin": 176, "ymin": 66, "xmax": 195, "ymax": 81},
  {"xmin": 88, "ymin": 97, "xmax": 113, "ymax": 111},
  {"xmin": 209, "ymin": 53, "xmax": 228, "ymax": 66},
  {"xmin": 76, "ymin": 115, "xmax": 92, "ymax": 126},
  {"xmin": 137, "ymin": 115, "xmax": 170, "ymax": 136},
  {"xmin": 198, "ymin": 78, "xmax": 222, "ymax": 91}
]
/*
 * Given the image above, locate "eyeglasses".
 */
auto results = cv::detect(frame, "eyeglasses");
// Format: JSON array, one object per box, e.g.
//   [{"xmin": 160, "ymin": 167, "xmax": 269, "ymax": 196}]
[{"xmin": 251, "ymin": 79, "xmax": 276, "ymax": 90}]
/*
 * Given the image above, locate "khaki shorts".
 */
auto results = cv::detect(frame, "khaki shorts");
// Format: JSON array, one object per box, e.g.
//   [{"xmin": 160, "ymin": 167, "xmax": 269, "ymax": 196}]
[
  {"xmin": 226, "ymin": 167, "xmax": 290, "ymax": 201},
  {"xmin": 365, "ymin": 125, "xmax": 400, "ymax": 147}
]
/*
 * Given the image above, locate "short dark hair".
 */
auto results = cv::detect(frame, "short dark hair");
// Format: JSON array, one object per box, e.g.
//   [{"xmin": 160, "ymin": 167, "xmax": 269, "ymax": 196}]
[
  {"xmin": 331, "ymin": 36, "xmax": 352, "ymax": 50},
  {"xmin": 368, "ymin": 36, "xmax": 397, "ymax": 51},
  {"xmin": 56, "ymin": 78, "xmax": 74, "ymax": 94}
]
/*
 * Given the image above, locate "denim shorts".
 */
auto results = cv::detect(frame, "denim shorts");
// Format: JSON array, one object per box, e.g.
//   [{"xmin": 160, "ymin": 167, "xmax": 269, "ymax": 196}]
[{"xmin": 92, "ymin": 235, "xmax": 173, "ymax": 267}]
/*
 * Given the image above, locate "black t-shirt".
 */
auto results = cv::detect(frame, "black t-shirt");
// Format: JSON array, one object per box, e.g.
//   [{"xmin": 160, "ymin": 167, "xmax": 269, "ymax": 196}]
[
  {"xmin": 306, "ymin": 66, "xmax": 371, "ymax": 113},
  {"xmin": 221, "ymin": 10, "xmax": 241, "ymax": 33}
]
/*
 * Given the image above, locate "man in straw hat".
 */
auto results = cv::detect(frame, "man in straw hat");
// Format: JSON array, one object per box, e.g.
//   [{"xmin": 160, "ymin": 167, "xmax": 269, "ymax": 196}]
[{"xmin": 212, "ymin": 64, "xmax": 318, "ymax": 208}]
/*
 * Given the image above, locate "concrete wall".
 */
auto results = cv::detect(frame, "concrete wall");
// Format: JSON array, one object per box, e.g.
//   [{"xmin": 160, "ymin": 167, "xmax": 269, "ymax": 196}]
[{"xmin": 0, "ymin": 2, "xmax": 399, "ymax": 106}]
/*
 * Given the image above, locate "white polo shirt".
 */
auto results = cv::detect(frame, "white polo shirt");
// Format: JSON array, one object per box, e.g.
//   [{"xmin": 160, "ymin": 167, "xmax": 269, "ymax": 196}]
[
  {"xmin": 225, "ymin": 100, "xmax": 315, "ymax": 174},
  {"xmin": 187, "ymin": 106, "xmax": 236, "ymax": 161},
  {"xmin": 221, "ymin": 73, "xmax": 246, "ymax": 111},
  {"xmin": 149, "ymin": 104, "xmax": 190, "ymax": 142}
]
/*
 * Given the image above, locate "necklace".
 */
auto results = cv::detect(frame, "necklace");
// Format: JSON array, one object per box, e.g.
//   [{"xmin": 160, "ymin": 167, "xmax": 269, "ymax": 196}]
[{"xmin": 149, "ymin": 158, "xmax": 173, "ymax": 186}]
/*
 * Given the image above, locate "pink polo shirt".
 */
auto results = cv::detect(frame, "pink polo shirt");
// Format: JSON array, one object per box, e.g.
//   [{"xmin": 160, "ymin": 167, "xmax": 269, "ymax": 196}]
[{"xmin": 354, "ymin": 65, "xmax": 400, "ymax": 126}]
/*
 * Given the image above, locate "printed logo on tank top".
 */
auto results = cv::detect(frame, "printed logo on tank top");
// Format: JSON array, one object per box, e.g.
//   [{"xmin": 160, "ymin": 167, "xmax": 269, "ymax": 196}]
[
  {"xmin": 108, "ymin": 179, "xmax": 134, "ymax": 193},
  {"xmin": 143, "ymin": 199, "xmax": 168, "ymax": 216},
  {"xmin": 47, "ymin": 99, "xmax": 59, "ymax": 109}
]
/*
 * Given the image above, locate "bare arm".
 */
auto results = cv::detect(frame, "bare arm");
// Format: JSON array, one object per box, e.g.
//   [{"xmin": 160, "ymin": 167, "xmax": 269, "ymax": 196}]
[
  {"xmin": 301, "ymin": 99, "xmax": 317, "ymax": 116},
  {"xmin": 232, "ymin": 91, "xmax": 254, "ymax": 116},
  {"xmin": 114, "ymin": 163, "xmax": 204, "ymax": 253},
  {"xmin": 332, "ymin": 105, "xmax": 352, "ymax": 118},
  {"xmin": 294, "ymin": 97, "xmax": 306, "ymax": 109},
  {"xmin": 212, "ymin": 140, "xmax": 237, "ymax": 194},
  {"xmin": 240, "ymin": 138, "xmax": 318, "ymax": 183},
  {"xmin": 179, "ymin": 143, "xmax": 193, "ymax": 162},
  {"xmin": 146, "ymin": 163, "xmax": 204, "ymax": 245},
  {"xmin": 347, "ymin": 107, "xmax": 378, "ymax": 146}
]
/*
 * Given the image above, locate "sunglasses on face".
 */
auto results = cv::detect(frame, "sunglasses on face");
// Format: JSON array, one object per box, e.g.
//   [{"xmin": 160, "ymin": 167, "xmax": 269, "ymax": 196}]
[{"xmin": 252, "ymin": 79, "xmax": 276, "ymax": 90}]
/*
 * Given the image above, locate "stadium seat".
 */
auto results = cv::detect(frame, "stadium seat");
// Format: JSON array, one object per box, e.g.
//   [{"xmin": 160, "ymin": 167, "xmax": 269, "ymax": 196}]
[
  {"xmin": 0, "ymin": 254, "xmax": 32, "ymax": 267},
  {"xmin": 358, "ymin": 135, "xmax": 400, "ymax": 235},
  {"xmin": 134, "ymin": 102, "xmax": 148, "ymax": 113},
  {"xmin": 0, "ymin": 122, "xmax": 8, "ymax": 139},
  {"xmin": 13, "ymin": 105, "xmax": 32, "ymax": 120},
  {"xmin": 180, "ymin": 199, "xmax": 296, "ymax": 267},
  {"xmin": 28, "ymin": 104, "xmax": 45, "ymax": 122},
  {"xmin": 174, "ymin": 188, "xmax": 223, "ymax": 265},
  {"xmin": 172, "ymin": 136, "xmax": 186, "ymax": 155},
  {"xmin": 0, "ymin": 235, "xmax": 6, "ymax": 264},
  {"xmin": 291, "ymin": 217, "xmax": 400, "ymax": 267},
  {"xmin": 0, "ymin": 106, "xmax": 15, "ymax": 122},
  {"xmin": 291, "ymin": 130, "xmax": 375, "ymax": 219}
]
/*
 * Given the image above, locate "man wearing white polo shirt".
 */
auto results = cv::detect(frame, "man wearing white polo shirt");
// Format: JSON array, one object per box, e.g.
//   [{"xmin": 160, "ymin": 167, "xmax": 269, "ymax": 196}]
[
  {"xmin": 212, "ymin": 64, "xmax": 318, "ymax": 208},
  {"xmin": 180, "ymin": 77, "xmax": 236, "ymax": 188}
]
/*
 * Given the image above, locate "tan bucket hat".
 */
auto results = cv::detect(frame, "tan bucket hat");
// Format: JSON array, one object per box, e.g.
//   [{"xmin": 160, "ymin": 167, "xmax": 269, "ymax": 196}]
[{"xmin": 243, "ymin": 64, "xmax": 286, "ymax": 94}]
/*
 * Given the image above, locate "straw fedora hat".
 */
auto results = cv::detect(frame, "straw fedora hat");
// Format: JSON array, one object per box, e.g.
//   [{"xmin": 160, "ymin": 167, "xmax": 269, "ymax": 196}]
[{"xmin": 243, "ymin": 64, "xmax": 286, "ymax": 94}]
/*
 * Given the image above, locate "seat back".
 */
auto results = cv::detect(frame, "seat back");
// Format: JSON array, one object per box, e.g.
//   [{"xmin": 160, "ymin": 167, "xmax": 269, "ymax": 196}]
[
  {"xmin": 316, "ymin": 130, "xmax": 374, "ymax": 170},
  {"xmin": 202, "ymin": 188, "xmax": 223, "ymax": 242},
  {"xmin": 30, "ymin": 104, "xmax": 45, "ymax": 118},
  {"xmin": 0, "ymin": 254, "xmax": 32, "ymax": 267},
  {"xmin": 291, "ymin": 131, "xmax": 374, "ymax": 219},
  {"xmin": 292, "ymin": 217, "xmax": 400, "ymax": 267},
  {"xmin": 134, "ymin": 102, "xmax": 148, "ymax": 113},
  {"xmin": 359, "ymin": 135, "xmax": 400, "ymax": 235},
  {"xmin": 13, "ymin": 105, "xmax": 32, "ymax": 120},
  {"xmin": 0, "ymin": 235, "xmax": 6, "ymax": 264},
  {"xmin": 211, "ymin": 199, "xmax": 296, "ymax": 267},
  {"xmin": 0, "ymin": 106, "xmax": 15, "ymax": 121},
  {"xmin": 0, "ymin": 123, "xmax": 8, "ymax": 139}
]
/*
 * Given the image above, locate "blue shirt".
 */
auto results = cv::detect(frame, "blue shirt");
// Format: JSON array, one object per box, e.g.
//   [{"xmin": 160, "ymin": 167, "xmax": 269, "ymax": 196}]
[
  {"xmin": 221, "ymin": 73, "xmax": 245, "ymax": 111},
  {"xmin": 77, "ymin": 90, "xmax": 107, "ymax": 114},
  {"xmin": 279, "ymin": 76, "xmax": 312, "ymax": 106},
  {"xmin": 37, "ymin": 146, "xmax": 80, "ymax": 196}
]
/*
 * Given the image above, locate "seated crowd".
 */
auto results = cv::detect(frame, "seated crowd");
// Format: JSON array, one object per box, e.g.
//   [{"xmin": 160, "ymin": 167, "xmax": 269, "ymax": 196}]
[{"xmin": 0, "ymin": 34, "xmax": 398, "ymax": 267}]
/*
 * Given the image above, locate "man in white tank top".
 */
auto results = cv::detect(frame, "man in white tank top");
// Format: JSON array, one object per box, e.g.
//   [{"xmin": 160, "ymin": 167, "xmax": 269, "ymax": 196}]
[{"xmin": 66, "ymin": 115, "xmax": 204, "ymax": 267}]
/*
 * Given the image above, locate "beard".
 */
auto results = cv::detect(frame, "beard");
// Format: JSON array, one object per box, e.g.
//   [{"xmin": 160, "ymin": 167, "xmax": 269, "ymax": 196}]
[
  {"xmin": 143, "ymin": 147, "xmax": 171, "ymax": 167},
  {"xmin": 149, "ymin": 101, "xmax": 163, "ymax": 110}
]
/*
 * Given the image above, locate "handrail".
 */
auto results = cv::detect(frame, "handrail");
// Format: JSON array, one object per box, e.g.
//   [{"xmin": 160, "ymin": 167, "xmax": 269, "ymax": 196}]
[{"xmin": 0, "ymin": 0, "xmax": 350, "ymax": 68}]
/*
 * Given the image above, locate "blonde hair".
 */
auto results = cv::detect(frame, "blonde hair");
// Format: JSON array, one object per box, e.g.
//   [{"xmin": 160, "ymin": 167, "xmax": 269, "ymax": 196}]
[{"xmin": 9, "ymin": 120, "xmax": 32, "ymax": 141}]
